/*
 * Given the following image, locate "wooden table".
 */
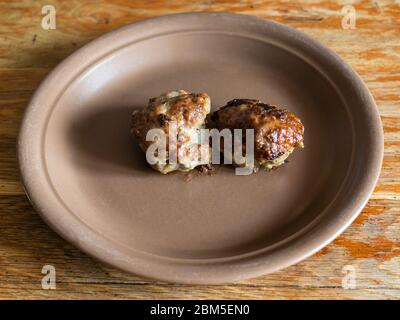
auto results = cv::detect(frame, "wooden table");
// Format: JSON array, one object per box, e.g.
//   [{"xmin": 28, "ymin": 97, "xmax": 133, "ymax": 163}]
[{"xmin": 0, "ymin": 0, "xmax": 399, "ymax": 299}]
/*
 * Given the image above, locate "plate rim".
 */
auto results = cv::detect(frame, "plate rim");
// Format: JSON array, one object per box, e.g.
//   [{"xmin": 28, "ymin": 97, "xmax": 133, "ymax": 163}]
[{"xmin": 18, "ymin": 12, "xmax": 384, "ymax": 284}]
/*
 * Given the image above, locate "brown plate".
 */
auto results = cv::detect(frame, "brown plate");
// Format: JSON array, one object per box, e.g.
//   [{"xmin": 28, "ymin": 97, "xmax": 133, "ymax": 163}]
[{"xmin": 18, "ymin": 13, "xmax": 383, "ymax": 284}]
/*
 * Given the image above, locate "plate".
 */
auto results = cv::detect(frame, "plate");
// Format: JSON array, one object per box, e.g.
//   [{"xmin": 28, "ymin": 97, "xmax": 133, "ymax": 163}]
[{"xmin": 18, "ymin": 13, "xmax": 383, "ymax": 284}]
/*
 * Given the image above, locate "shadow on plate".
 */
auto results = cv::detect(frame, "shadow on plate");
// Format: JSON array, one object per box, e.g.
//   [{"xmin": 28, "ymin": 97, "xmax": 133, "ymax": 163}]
[{"xmin": 66, "ymin": 105, "xmax": 154, "ymax": 176}]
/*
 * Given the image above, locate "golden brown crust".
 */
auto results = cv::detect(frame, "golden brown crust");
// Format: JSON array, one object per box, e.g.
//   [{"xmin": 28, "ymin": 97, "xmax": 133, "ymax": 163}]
[
  {"xmin": 148, "ymin": 92, "xmax": 209, "ymax": 126},
  {"xmin": 211, "ymin": 98, "xmax": 304, "ymax": 166},
  {"xmin": 131, "ymin": 90, "xmax": 211, "ymax": 173}
]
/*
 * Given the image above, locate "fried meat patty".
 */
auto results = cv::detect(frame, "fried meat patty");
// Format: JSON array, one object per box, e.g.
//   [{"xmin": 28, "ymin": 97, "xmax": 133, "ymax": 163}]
[{"xmin": 131, "ymin": 90, "xmax": 211, "ymax": 174}]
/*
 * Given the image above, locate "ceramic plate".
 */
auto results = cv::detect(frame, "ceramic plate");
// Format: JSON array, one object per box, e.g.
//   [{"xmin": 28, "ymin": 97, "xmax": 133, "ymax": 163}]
[{"xmin": 18, "ymin": 13, "xmax": 383, "ymax": 284}]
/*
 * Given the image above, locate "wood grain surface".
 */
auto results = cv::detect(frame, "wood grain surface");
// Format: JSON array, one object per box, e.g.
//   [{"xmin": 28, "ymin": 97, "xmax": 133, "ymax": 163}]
[{"xmin": 0, "ymin": 0, "xmax": 399, "ymax": 299}]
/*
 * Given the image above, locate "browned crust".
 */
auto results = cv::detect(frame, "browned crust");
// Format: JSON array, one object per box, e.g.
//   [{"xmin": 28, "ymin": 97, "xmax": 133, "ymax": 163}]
[
  {"xmin": 131, "ymin": 91, "xmax": 209, "ymax": 153},
  {"xmin": 211, "ymin": 99, "xmax": 304, "ymax": 162}
]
